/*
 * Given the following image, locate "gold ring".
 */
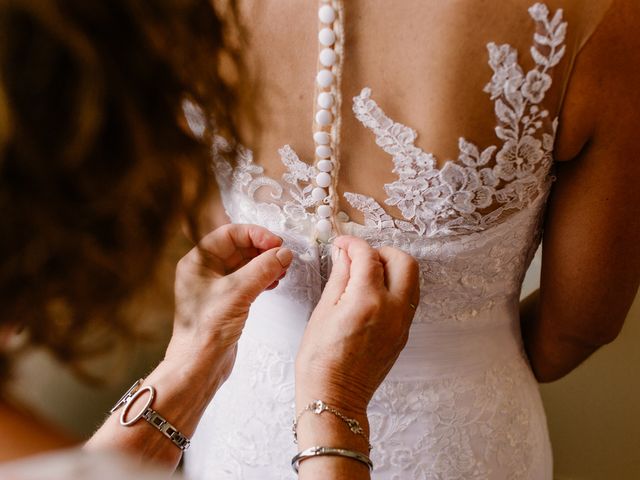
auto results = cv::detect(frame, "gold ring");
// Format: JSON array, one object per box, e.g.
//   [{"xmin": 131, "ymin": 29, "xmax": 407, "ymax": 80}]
[{"xmin": 409, "ymin": 303, "xmax": 417, "ymax": 310}]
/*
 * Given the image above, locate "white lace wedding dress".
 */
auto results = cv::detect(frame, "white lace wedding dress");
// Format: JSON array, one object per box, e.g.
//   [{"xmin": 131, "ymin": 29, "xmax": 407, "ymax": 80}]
[{"xmin": 185, "ymin": 3, "xmax": 571, "ymax": 479}]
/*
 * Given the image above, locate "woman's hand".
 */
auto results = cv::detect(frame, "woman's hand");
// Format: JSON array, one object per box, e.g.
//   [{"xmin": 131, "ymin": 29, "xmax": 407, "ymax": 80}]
[
  {"xmin": 296, "ymin": 236, "xmax": 419, "ymax": 414},
  {"xmin": 165, "ymin": 223, "xmax": 293, "ymax": 384},
  {"xmin": 86, "ymin": 224, "xmax": 292, "ymax": 467},
  {"xmin": 294, "ymin": 236, "xmax": 419, "ymax": 478}
]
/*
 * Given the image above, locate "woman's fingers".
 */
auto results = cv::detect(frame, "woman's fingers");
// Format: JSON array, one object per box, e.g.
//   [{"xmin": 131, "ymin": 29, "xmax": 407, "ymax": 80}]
[
  {"xmin": 297, "ymin": 243, "xmax": 420, "ymax": 419},
  {"xmin": 378, "ymin": 246, "xmax": 420, "ymax": 301},
  {"xmin": 226, "ymin": 247, "xmax": 293, "ymax": 302},
  {"xmin": 319, "ymin": 244, "xmax": 352, "ymax": 305},
  {"xmin": 333, "ymin": 236, "xmax": 384, "ymax": 292},
  {"xmin": 195, "ymin": 224, "xmax": 284, "ymax": 273}
]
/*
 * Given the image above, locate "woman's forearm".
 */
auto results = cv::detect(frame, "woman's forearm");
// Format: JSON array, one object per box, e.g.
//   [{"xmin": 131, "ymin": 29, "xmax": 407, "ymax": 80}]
[
  {"xmin": 83, "ymin": 225, "xmax": 291, "ymax": 469},
  {"xmin": 294, "ymin": 400, "xmax": 371, "ymax": 480},
  {"xmin": 84, "ymin": 345, "xmax": 227, "ymax": 469}
]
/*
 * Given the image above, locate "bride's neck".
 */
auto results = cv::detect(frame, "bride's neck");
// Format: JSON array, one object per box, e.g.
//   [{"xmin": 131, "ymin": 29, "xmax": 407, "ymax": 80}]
[{"xmin": 0, "ymin": 394, "xmax": 76, "ymax": 462}]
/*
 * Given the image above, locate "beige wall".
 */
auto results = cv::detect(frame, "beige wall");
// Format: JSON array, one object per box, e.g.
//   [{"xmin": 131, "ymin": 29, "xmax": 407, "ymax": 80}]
[
  {"xmin": 9, "ymin": 248, "xmax": 640, "ymax": 479},
  {"xmin": 522, "ymin": 248, "xmax": 640, "ymax": 479},
  {"xmin": 541, "ymin": 294, "xmax": 640, "ymax": 480}
]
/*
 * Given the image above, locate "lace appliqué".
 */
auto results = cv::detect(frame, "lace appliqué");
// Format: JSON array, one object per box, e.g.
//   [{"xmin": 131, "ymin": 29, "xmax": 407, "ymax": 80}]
[
  {"xmin": 190, "ymin": 336, "xmax": 297, "ymax": 479},
  {"xmin": 212, "ymin": 139, "xmax": 326, "ymax": 305},
  {"xmin": 192, "ymin": 337, "xmax": 540, "ymax": 480},
  {"xmin": 370, "ymin": 359, "xmax": 538, "ymax": 480},
  {"xmin": 213, "ymin": 137, "xmax": 324, "ymax": 235},
  {"xmin": 345, "ymin": 3, "xmax": 566, "ymax": 238}
]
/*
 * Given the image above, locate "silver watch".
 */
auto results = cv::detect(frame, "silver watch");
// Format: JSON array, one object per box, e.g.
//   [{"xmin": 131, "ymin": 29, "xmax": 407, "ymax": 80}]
[{"xmin": 110, "ymin": 378, "xmax": 191, "ymax": 451}]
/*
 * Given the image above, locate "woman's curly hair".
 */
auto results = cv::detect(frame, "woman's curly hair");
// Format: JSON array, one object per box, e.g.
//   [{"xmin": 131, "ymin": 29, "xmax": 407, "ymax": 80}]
[{"xmin": 0, "ymin": 0, "xmax": 243, "ymax": 379}]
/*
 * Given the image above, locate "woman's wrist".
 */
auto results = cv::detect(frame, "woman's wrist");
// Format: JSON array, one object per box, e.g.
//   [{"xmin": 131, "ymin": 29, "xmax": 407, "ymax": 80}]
[
  {"xmin": 163, "ymin": 330, "xmax": 233, "ymax": 385},
  {"xmin": 294, "ymin": 387, "xmax": 371, "ymax": 451},
  {"xmin": 293, "ymin": 395, "xmax": 371, "ymax": 478},
  {"xmin": 85, "ymin": 359, "xmax": 213, "ymax": 466},
  {"xmin": 85, "ymin": 332, "xmax": 230, "ymax": 467},
  {"xmin": 149, "ymin": 356, "xmax": 224, "ymax": 412},
  {"xmin": 295, "ymin": 374, "xmax": 370, "ymax": 421}
]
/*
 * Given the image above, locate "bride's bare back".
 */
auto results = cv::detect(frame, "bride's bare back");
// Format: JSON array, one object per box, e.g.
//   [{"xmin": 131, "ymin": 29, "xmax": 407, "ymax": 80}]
[
  {"xmin": 232, "ymin": 0, "xmax": 607, "ymax": 218},
  {"xmin": 221, "ymin": 0, "xmax": 639, "ymax": 378}
]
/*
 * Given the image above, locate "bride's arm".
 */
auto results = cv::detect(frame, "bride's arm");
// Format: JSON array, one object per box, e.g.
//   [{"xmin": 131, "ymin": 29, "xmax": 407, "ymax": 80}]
[{"xmin": 520, "ymin": 1, "xmax": 640, "ymax": 383}]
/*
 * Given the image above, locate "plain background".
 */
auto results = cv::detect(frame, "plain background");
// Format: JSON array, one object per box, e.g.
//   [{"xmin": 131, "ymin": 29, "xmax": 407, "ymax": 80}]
[{"xmin": 9, "ymin": 247, "xmax": 640, "ymax": 479}]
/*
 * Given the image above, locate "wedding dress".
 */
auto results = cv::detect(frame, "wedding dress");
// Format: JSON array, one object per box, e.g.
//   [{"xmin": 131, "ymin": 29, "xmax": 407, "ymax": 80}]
[{"xmin": 184, "ymin": 2, "xmax": 606, "ymax": 478}]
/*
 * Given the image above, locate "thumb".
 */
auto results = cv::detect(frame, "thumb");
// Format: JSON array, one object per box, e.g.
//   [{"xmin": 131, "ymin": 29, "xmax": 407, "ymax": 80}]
[{"xmin": 226, "ymin": 247, "xmax": 293, "ymax": 302}]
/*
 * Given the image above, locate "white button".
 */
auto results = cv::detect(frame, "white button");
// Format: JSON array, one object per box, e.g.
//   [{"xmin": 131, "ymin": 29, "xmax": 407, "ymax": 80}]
[
  {"xmin": 317, "ymin": 92, "xmax": 334, "ymax": 109},
  {"xmin": 337, "ymin": 211, "xmax": 350, "ymax": 222},
  {"xmin": 311, "ymin": 187, "xmax": 328, "ymax": 202},
  {"xmin": 315, "ymin": 109, "xmax": 333, "ymax": 126},
  {"xmin": 317, "ymin": 205, "xmax": 332, "ymax": 218},
  {"xmin": 316, "ymin": 69, "xmax": 334, "ymax": 88},
  {"xmin": 319, "ymin": 48, "xmax": 337, "ymax": 67},
  {"xmin": 316, "ymin": 172, "xmax": 332, "ymax": 188},
  {"xmin": 315, "ymin": 145, "xmax": 332, "ymax": 158},
  {"xmin": 316, "ymin": 219, "xmax": 333, "ymax": 235},
  {"xmin": 313, "ymin": 131, "xmax": 330, "ymax": 145},
  {"xmin": 318, "ymin": 28, "xmax": 336, "ymax": 47},
  {"xmin": 317, "ymin": 159, "xmax": 333, "ymax": 172},
  {"xmin": 318, "ymin": 5, "xmax": 336, "ymax": 24},
  {"xmin": 317, "ymin": 230, "xmax": 331, "ymax": 243}
]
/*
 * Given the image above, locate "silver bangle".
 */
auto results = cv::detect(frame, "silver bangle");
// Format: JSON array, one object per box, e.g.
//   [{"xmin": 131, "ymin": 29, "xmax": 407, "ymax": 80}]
[
  {"xmin": 291, "ymin": 446, "xmax": 373, "ymax": 473},
  {"xmin": 110, "ymin": 379, "xmax": 191, "ymax": 451}
]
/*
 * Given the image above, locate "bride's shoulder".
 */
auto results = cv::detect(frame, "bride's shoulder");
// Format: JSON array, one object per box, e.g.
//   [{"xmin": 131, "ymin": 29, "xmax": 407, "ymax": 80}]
[{"xmin": 554, "ymin": 0, "xmax": 639, "ymax": 163}]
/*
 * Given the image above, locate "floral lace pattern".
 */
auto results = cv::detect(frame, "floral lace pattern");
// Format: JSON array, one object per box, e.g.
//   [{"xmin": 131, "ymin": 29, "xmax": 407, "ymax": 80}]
[
  {"xmin": 211, "ymin": 4, "xmax": 564, "ymax": 242},
  {"xmin": 369, "ymin": 358, "xmax": 547, "ymax": 479},
  {"xmin": 189, "ymin": 329, "xmax": 550, "ymax": 480},
  {"xmin": 186, "ymin": 3, "xmax": 563, "ymax": 479},
  {"xmin": 347, "ymin": 201, "xmax": 547, "ymax": 324},
  {"xmin": 213, "ymin": 140, "xmax": 314, "ymax": 234},
  {"xmin": 345, "ymin": 3, "xmax": 565, "ymax": 237},
  {"xmin": 187, "ymin": 335, "xmax": 297, "ymax": 480}
]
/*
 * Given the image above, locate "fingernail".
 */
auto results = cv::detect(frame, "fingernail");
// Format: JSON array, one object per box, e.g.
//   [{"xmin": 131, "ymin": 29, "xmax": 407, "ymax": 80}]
[
  {"xmin": 332, "ymin": 246, "xmax": 341, "ymax": 262},
  {"xmin": 276, "ymin": 247, "xmax": 293, "ymax": 268}
]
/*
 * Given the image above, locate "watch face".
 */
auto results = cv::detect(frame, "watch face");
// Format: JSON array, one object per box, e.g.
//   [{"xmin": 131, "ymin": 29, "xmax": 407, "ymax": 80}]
[{"xmin": 109, "ymin": 379, "xmax": 143, "ymax": 414}]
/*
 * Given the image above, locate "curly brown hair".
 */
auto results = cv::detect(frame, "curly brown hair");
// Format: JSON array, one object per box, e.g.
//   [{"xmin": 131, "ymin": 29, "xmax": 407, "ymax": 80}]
[{"xmin": 0, "ymin": 0, "xmax": 243, "ymax": 380}]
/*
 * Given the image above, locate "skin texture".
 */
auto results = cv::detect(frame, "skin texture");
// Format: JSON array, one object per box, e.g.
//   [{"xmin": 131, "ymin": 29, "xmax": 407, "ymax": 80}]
[
  {"xmin": 521, "ymin": 0, "xmax": 640, "ymax": 381},
  {"xmin": 295, "ymin": 236, "xmax": 419, "ymax": 479}
]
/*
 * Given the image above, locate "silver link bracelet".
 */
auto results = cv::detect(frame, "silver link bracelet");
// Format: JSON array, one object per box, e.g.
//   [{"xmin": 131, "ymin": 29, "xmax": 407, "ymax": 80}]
[{"xmin": 110, "ymin": 378, "xmax": 191, "ymax": 451}]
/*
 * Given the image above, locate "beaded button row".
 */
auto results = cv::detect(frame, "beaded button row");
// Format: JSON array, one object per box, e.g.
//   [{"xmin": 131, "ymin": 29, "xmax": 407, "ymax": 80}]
[{"xmin": 312, "ymin": 1, "xmax": 340, "ymax": 241}]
